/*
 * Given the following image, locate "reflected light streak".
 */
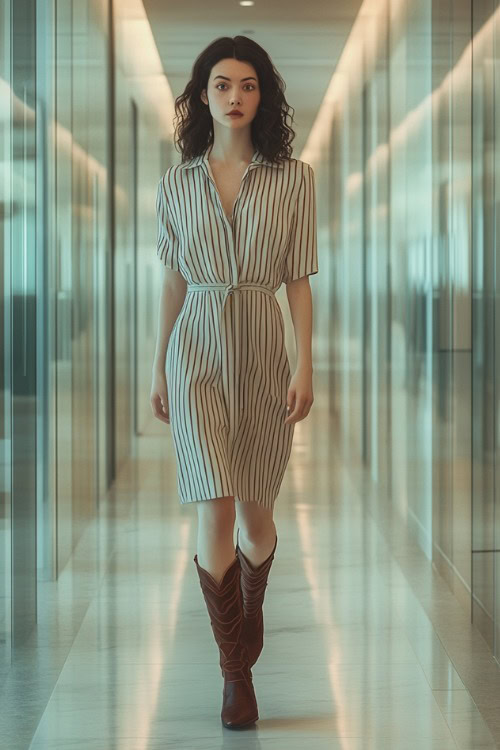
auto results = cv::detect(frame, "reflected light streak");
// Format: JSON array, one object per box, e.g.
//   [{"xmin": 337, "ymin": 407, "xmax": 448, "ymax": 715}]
[
  {"xmin": 123, "ymin": 521, "xmax": 191, "ymax": 750},
  {"xmin": 116, "ymin": 0, "xmax": 175, "ymax": 136},
  {"xmin": 294, "ymin": 502, "xmax": 349, "ymax": 742},
  {"xmin": 346, "ymin": 171, "xmax": 362, "ymax": 195},
  {"xmin": 302, "ymin": 0, "xmax": 390, "ymax": 165}
]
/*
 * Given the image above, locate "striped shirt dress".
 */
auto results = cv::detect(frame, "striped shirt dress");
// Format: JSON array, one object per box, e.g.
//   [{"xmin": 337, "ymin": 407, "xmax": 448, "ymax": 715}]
[{"xmin": 156, "ymin": 147, "xmax": 318, "ymax": 509}]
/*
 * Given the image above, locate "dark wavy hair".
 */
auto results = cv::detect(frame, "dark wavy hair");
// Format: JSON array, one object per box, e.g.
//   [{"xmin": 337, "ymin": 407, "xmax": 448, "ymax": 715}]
[{"xmin": 173, "ymin": 36, "xmax": 296, "ymax": 165}]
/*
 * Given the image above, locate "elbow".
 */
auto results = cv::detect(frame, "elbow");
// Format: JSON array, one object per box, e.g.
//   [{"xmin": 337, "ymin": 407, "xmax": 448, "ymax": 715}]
[{"xmin": 162, "ymin": 268, "xmax": 187, "ymax": 299}]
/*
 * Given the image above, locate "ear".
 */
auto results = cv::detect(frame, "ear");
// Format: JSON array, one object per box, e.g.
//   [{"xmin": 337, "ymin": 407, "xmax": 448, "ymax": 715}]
[{"xmin": 200, "ymin": 89, "xmax": 208, "ymax": 106}]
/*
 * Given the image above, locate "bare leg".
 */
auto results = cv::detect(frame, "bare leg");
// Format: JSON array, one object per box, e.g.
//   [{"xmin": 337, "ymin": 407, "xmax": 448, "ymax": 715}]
[
  {"xmin": 235, "ymin": 501, "xmax": 277, "ymax": 567},
  {"xmin": 195, "ymin": 495, "xmax": 236, "ymax": 584}
]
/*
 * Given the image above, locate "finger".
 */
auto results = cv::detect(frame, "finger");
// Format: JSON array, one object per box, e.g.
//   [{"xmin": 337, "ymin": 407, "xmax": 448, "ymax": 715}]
[
  {"xmin": 285, "ymin": 399, "xmax": 308, "ymax": 423},
  {"xmin": 157, "ymin": 396, "xmax": 169, "ymax": 414},
  {"xmin": 289, "ymin": 398, "xmax": 306, "ymax": 416},
  {"xmin": 284, "ymin": 408, "xmax": 299, "ymax": 424},
  {"xmin": 152, "ymin": 405, "xmax": 170, "ymax": 424},
  {"xmin": 151, "ymin": 396, "xmax": 167, "ymax": 415}
]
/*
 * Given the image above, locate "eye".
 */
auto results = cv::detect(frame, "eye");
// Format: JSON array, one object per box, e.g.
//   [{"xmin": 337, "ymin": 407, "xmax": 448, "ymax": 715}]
[{"xmin": 215, "ymin": 83, "xmax": 256, "ymax": 91}]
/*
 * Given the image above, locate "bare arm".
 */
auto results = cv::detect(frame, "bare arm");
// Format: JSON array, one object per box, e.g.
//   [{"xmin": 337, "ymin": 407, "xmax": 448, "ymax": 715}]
[
  {"xmin": 284, "ymin": 276, "xmax": 314, "ymax": 424},
  {"xmin": 150, "ymin": 266, "xmax": 186, "ymax": 424},
  {"xmin": 286, "ymin": 276, "xmax": 313, "ymax": 373},
  {"xmin": 152, "ymin": 266, "xmax": 187, "ymax": 375}
]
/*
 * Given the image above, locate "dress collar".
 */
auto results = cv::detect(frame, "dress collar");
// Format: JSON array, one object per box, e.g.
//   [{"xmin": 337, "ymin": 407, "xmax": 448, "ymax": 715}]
[{"xmin": 179, "ymin": 146, "xmax": 284, "ymax": 170}]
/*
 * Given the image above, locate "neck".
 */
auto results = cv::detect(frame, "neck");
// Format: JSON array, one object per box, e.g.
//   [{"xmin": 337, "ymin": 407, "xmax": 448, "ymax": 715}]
[{"xmin": 208, "ymin": 130, "xmax": 255, "ymax": 165}]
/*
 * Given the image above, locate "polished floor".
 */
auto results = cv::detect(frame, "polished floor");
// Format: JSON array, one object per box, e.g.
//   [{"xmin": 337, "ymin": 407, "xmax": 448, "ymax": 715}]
[{"xmin": 2, "ymin": 373, "xmax": 500, "ymax": 749}]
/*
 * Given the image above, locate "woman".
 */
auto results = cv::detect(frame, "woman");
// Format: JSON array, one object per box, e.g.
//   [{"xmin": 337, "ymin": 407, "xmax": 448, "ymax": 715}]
[{"xmin": 150, "ymin": 35, "xmax": 318, "ymax": 730}]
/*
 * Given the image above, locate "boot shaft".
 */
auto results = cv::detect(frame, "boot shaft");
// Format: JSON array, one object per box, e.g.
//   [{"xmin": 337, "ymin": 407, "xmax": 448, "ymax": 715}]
[
  {"xmin": 236, "ymin": 530, "xmax": 278, "ymax": 617},
  {"xmin": 235, "ymin": 530, "xmax": 278, "ymax": 668},
  {"xmin": 193, "ymin": 553, "xmax": 259, "ymax": 729},
  {"xmin": 193, "ymin": 554, "xmax": 251, "ymax": 678}
]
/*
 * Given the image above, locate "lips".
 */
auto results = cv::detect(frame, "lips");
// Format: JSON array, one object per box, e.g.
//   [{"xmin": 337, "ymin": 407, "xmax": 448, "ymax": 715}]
[{"xmin": 227, "ymin": 111, "xmax": 243, "ymax": 116}]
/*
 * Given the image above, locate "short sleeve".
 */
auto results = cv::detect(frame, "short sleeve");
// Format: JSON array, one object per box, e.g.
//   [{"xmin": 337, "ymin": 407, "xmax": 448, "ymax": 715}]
[
  {"xmin": 282, "ymin": 163, "xmax": 318, "ymax": 284},
  {"xmin": 156, "ymin": 176, "xmax": 180, "ymax": 271}
]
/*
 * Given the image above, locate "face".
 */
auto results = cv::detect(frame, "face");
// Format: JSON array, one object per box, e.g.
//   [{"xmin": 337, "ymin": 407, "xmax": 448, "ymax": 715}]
[{"xmin": 201, "ymin": 58, "xmax": 261, "ymax": 129}]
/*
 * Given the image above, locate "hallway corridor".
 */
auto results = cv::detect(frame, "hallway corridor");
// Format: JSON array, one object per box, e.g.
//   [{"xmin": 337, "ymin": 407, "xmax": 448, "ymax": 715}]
[{"xmin": 4, "ymin": 0, "xmax": 500, "ymax": 746}]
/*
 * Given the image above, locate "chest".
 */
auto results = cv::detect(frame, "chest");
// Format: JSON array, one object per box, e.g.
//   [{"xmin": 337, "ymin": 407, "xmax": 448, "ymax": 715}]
[
  {"xmin": 207, "ymin": 161, "xmax": 249, "ymax": 224},
  {"xmin": 171, "ymin": 163, "xmax": 299, "ymax": 259}
]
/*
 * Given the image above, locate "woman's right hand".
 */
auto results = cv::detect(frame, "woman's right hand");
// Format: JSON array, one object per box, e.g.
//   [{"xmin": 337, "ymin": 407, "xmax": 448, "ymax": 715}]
[{"xmin": 151, "ymin": 371, "xmax": 170, "ymax": 424}]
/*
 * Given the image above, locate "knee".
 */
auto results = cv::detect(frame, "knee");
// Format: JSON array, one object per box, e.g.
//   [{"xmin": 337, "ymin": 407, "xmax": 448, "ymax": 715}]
[
  {"xmin": 237, "ymin": 507, "xmax": 275, "ymax": 544},
  {"xmin": 197, "ymin": 495, "xmax": 235, "ymax": 533}
]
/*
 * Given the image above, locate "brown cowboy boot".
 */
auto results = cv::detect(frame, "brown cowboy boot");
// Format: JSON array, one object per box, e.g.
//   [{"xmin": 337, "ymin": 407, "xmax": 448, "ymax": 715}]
[
  {"xmin": 193, "ymin": 553, "xmax": 259, "ymax": 729},
  {"xmin": 236, "ymin": 528, "xmax": 278, "ymax": 668}
]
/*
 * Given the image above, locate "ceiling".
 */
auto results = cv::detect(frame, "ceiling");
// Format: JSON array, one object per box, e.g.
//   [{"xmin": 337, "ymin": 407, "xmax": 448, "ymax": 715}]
[{"xmin": 143, "ymin": 0, "xmax": 364, "ymax": 156}]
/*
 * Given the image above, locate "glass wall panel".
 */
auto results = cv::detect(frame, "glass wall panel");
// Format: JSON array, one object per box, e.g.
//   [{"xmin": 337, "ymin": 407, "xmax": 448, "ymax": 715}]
[
  {"xmin": 68, "ymin": 0, "xmax": 110, "ymax": 561},
  {"xmin": 471, "ymin": 0, "xmax": 499, "ymax": 652},
  {"xmin": 449, "ymin": 0, "xmax": 472, "ymax": 613},
  {"xmin": 0, "ymin": 0, "xmax": 13, "ymax": 665},
  {"xmin": 10, "ymin": 0, "xmax": 38, "ymax": 646},
  {"xmin": 53, "ymin": 0, "xmax": 75, "ymax": 574},
  {"xmin": 324, "ymin": 0, "xmax": 499, "ymax": 662}
]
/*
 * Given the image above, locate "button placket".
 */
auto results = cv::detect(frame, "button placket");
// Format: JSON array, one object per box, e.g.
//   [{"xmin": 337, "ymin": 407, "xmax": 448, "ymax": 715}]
[{"xmin": 199, "ymin": 158, "xmax": 263, "ymax": 459}]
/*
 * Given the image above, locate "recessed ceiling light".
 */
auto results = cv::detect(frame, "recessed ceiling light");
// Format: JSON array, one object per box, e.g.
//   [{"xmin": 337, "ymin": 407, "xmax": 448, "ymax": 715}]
[{"xmin": 239, "ymin": 1, "xmax": 254, "ymax": 6}]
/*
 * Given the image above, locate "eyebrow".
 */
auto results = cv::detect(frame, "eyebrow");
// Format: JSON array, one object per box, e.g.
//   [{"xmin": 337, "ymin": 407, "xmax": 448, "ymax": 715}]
[{"xmin": 213, "ymin": 75, "xmax": 257, "ymax": 82}]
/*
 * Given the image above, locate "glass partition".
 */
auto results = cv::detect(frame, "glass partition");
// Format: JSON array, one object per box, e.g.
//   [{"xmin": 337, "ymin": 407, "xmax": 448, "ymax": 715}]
[{"xmin": 326, "ymin": 0, "xmax": 500, "ymax": 661}]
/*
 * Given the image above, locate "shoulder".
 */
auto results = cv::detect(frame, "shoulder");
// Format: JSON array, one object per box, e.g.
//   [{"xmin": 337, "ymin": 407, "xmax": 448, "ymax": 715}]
[
  {"xmin": 283, "ymin": 159, "xmax": 315, "ymax": 194},
  {"xmin": 160, "ymin": 163, "xmax": 195, "ymax": 190},
  {"xmin": 292, "ymin": 158, "xmax": 314, "ymax": 174},
  {"xmin": 157, "ymin": 165, "xmax": 182, "ymax": 202},
  {"xmin": 158, "ymin": 165, "xmax": 176, "ymax": 187},
  {"xmin": 284, "ymin": 158, "xmax": 314, "ymax": 177}
]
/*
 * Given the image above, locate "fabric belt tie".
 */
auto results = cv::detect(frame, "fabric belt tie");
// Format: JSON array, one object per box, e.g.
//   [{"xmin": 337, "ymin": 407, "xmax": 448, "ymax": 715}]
[
  {"xmin": 187, "ymin": 281, "xmax": 275, "ymax": 305},
  {"xmin": 186, "ymin": 282, "xmax": 276, "ymax": 457}
]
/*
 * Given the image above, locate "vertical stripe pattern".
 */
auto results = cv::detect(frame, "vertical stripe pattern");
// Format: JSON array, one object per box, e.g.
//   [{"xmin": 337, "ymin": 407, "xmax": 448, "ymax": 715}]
[{"xmin": 156, "ymin": 147, "xmax": 318, "ymax": 509}]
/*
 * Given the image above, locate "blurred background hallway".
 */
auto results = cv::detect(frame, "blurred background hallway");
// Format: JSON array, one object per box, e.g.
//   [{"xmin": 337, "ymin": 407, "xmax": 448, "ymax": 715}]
[{"xmin": 2, "ymin": 0, "xmax": 500, "ymax": 747}]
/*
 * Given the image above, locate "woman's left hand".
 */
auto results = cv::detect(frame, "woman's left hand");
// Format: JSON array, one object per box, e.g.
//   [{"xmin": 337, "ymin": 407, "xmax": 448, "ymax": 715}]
[{"xmin": 284, "ymin": 367, "xmax": 314, "ymax": 424}]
